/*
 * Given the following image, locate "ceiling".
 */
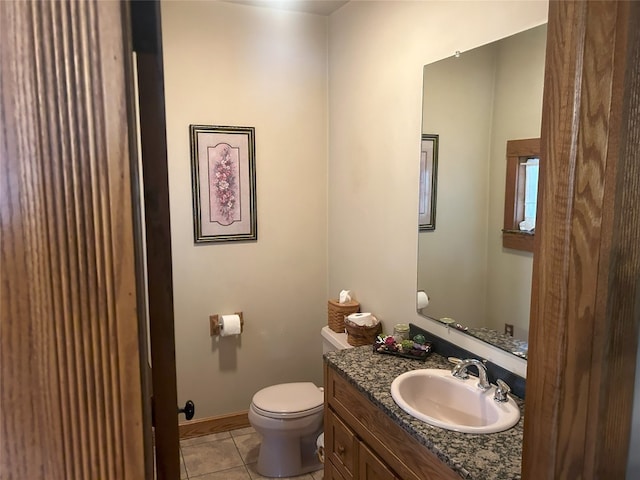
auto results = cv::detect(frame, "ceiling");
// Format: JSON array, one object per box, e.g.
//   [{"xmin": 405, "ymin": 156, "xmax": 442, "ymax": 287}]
[{"xmin": 223, "ymin": 0, "xmax": 349, "ymax": 16}]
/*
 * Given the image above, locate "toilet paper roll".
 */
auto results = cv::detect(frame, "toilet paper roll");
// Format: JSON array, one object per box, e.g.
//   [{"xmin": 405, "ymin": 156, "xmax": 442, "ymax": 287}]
[
  {"xmin": 347, "ymin": 312, "xmax": 375, "ymax": 327},
  {"xmin": 417, "ymin": 291, "xmax": 429, "ymax": 309},
  {"xmin": 220, "ymin": 314, "xmax": 242, "ymax": 336},
  {"xmin": 316, "ymin": 432, "xmax": 325, "ymax": 463}
]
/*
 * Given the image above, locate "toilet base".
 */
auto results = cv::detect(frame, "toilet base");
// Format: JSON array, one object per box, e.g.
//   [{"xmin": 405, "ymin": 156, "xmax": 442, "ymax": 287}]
[{"xmin": 256, "ymin": 427, "xmax": 323, "ymax": 478}]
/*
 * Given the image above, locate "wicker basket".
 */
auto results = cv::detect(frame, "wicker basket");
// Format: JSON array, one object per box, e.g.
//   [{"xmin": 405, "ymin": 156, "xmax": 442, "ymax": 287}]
[
  {"xmin": 344, "ymin": 318, "xmax": 382, "ymax": 347},
  {"xmin": 327, "ymin": 299, "xmax": 360, "ymax": 333}
]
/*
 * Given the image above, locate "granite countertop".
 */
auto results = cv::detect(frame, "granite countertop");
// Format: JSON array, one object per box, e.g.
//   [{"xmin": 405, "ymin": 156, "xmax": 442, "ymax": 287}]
[
  {"xmin": 465, "ymin": 327, "xmax": 528, "ymax": 359},
  {"xmin": 324, "ymin": 346, "xmax": 524, "ymax": 480}
]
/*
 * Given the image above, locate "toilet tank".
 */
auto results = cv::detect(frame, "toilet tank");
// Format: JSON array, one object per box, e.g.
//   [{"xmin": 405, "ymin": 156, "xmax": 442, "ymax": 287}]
[{"xmin": 321, "ymin": 326, "xmax": 353, "ymax": 353}]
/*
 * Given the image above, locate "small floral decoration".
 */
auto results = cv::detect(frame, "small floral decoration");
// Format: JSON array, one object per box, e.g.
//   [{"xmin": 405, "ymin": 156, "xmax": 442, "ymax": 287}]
[
  {"xmin": 373, "ymin": 334, "xmax": 431, "ymax": 360},
  {"xmin": 213, "ymin": 145, "xmax": 236, "ymax": 224}
]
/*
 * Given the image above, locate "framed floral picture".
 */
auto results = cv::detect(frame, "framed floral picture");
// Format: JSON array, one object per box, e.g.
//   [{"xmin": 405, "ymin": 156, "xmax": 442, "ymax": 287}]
[
  {"xmin": 190, "ymin": 125, "xmax": 257, "ymax": 243},
  {"xmin": 419, "ymin": 134, "xmax": 438, "ymax": 231}
]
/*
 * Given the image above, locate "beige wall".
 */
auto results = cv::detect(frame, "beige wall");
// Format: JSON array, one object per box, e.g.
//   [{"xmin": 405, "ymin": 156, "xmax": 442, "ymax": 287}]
[
  {"xmin": 162, "ymin": 1, "xmax": 328, "ymax": 418},
  {"xmin": 161, "ymin": 1, "xmax": 548, "ymax": 418},
  {"xmin": 328, "ymin": 1, "xmax": 547, "ymax": 377}
]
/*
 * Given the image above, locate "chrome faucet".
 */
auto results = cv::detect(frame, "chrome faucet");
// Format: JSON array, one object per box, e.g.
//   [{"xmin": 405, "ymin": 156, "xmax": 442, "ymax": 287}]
[{"xmin": 451, "ymin": 358, "xmax": 490, "ymax": 390}]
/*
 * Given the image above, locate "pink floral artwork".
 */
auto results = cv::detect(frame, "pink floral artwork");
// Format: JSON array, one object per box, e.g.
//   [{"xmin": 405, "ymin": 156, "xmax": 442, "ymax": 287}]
[
  {"xmin": 208, "ymin": 143, "xmax": 241, "ymax": 226},
  {"xmin": 191, "ymin": 124, "xmax": 256, "ymax": 243}
]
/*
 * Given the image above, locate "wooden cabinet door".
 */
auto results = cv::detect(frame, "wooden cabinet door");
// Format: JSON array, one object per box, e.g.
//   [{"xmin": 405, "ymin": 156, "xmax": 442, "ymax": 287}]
[
  {"xmin": 326, "ymin": 409, "xmax": 358, "ymax": 479},
  {"xmin": 358, "ymin": 442, "xmax": 399, "ymax": 480},
  {"xmin": 326, "ymin": 460, "xmax": 350, "ymax": 480}
]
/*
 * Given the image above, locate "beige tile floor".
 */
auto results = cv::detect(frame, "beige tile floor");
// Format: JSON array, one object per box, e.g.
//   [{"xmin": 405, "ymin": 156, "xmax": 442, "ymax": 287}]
[{"xmin": 178, "ymin": 427, "xmax": 324, "ymax": 480}]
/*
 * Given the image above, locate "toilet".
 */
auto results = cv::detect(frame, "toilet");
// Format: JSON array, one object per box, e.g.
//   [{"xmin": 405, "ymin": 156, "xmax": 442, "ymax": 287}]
[{"xmin": 248, "ymin": 326, "xmax": 352, "ymax": 477}]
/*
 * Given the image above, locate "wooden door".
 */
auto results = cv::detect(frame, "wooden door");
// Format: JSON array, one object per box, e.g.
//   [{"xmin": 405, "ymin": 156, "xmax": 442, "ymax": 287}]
[{"xmin": 1, "ymin": 1, "xmax": 148, "ymax": 478}]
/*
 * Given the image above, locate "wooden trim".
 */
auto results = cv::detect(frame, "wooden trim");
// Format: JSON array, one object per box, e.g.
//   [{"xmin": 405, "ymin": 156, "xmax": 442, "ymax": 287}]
[
  {"xmin": 179, "ymin": 412, "xmax": 250, "ymax": 440},
  {"xmin": 505, "ymin": 137, "xmax": 541, "ymax": 157},
  {"xmin": 502, "ymin": 138, "xmax": 540, "ymax": 252},
  {"xmin": 502, "ymin": 230, "xmax": 535, "ymax": 252},
  {"xmin": 523, "ymin": 1, "xmax": 640, "ymax": 478}
]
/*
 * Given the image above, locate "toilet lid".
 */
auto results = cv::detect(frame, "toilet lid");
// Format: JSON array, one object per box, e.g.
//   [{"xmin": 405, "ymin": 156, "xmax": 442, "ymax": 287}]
[{"xmin": 252, "ymin": 382, "xmax": 323, "ymax": 418}]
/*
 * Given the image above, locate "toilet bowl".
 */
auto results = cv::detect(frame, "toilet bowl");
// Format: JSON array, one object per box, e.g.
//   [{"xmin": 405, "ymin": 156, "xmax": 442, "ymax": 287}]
[
  {"xmin": 248, "ymin": 382, "xmax": 324, "ymax": 477},
  {"xmin": 248, "ymin": 327, "xmax": 354, "ymax": 477}
]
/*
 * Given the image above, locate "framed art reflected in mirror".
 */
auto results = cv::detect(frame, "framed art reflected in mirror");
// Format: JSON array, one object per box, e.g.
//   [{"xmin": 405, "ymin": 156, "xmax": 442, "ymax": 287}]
[{"xmin": 419, "ymin": 134, "xmax": 438, "ymax": 231}]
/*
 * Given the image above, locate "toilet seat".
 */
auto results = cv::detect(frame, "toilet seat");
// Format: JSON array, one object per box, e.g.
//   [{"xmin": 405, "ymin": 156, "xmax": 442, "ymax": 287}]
[{"xmin": 251, "ymin": 382, "xmax": 323, "ymax": 419}]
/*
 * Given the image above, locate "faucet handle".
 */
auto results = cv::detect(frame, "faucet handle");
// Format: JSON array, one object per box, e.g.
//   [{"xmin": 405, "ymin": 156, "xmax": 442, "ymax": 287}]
[
  {"xmin": 494, "ymin": 379, "xmax": 511, "ymax": 402},
  {"xmin": 450, "ymin": 358, "xmax": 469, "ymax": 379}
]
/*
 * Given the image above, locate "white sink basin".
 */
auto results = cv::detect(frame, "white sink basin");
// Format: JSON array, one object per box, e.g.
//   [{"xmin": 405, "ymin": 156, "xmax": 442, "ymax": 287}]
[{"xmin": 390, "ymin": 369, "xmax": 520, "ymax": 434}]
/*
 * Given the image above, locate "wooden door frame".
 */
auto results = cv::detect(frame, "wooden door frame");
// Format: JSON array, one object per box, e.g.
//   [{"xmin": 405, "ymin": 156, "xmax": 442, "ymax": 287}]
[
  {"xmin": 523, "ymin": 1, "xmax": 640, "ymax": 478},
  {"xmin": 130, "ymin": 1, "xmax": 181, "ymax": 479}
]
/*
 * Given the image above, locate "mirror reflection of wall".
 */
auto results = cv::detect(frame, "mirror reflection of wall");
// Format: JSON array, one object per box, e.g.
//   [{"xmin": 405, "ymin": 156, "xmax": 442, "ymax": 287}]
[{"xmin": 417, "ymin": 24, "xmax": 547, "ymax": 358}]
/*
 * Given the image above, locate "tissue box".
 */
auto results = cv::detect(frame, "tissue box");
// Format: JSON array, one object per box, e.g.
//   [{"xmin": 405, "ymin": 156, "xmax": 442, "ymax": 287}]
[{"xmin": 327, "ymin": 299, "xmax": 360, "ymax": 333}]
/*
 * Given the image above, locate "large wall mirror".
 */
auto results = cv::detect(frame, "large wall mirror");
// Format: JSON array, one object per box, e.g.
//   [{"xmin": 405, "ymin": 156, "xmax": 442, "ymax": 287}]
[{"xmin": 417, "ymin": 24, "xmax": 547, "ymax": 360}]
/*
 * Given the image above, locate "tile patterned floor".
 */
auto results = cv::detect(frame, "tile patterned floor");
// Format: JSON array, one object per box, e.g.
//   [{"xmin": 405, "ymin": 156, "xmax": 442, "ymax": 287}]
[{"xmin": 178, "ymin": 427, "xmax": 324, "ymax": 480}]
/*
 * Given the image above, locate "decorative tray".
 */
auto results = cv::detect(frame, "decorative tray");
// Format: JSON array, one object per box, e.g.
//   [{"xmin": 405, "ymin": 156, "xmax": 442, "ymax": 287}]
[{"xmin": 373, "ymin": 335, "xmax": 432, "ymax": 361}]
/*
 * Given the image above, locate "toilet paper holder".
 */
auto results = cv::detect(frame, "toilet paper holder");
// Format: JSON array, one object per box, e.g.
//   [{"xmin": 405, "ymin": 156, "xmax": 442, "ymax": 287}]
[{"xmin": 210, "ymin": 312, "xmax": 244, "ymax": 336}]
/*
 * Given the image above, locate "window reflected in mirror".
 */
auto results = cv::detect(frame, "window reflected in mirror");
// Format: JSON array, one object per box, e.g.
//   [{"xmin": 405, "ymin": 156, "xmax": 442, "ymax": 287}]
[
  {"xmin": 523, "ymin": 160, "xmax": 539, "ymax": 227},
  {"xmin": 502, "ymin": 137, "xmax": 541, "ymax": 253}
]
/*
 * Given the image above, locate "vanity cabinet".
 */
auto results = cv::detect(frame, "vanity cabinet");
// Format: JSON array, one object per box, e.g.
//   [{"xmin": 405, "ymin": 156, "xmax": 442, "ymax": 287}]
[
  {"xmin": 324, "ymin": 363, "xmax": 460, "ymax": 480},
  {"xmin": 325, "ymin": 408, "xmax": 398, "ymax": 480}
]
